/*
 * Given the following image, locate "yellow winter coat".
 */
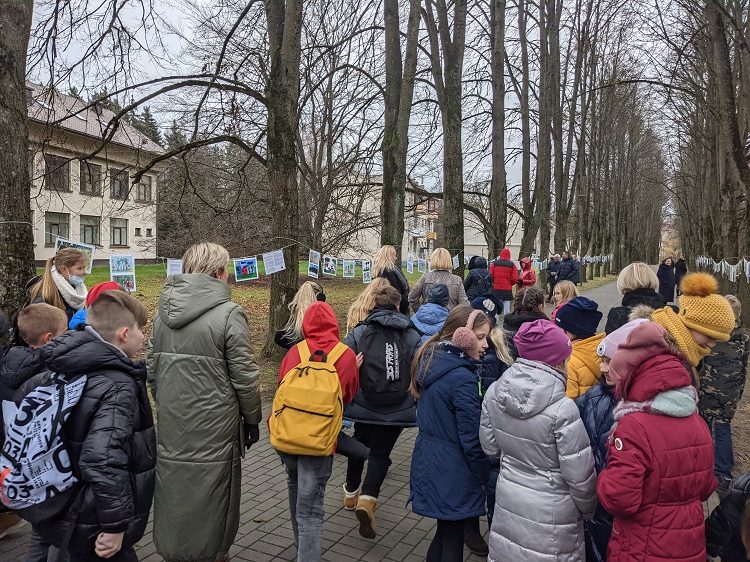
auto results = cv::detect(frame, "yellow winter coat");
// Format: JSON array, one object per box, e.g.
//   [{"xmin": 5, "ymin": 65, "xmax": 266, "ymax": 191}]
[{"xmin": 566, "ymin": 333, "xmax": 605, "ymax": 398}]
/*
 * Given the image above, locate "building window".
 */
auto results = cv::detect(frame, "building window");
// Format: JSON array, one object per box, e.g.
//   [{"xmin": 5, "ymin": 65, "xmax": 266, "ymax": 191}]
[
  {"xmin": 45, "ymin": 212, "xmax": 69, "ymax": 245},
  {"xmin": 135, "ymin": 228, "xmax": 142, "ymax": 237},
  {"xmin": 428, "ymin": 199, "xmax": 436, "ymax": 213},
  {"xmin": 80, "ymin": 215, "xmax": 101, "ymax": 246},
  {"xmin": 146, "ymin": 228, "xmax": 153, "ymax": 237},
  {"xmin": 135, "ymin": 175, "xmax": 152, "ymax": 202},
  {"xmin": 110, "ymin": 218, "xmax": 128, "ymax": 246},
  {"xmin": 80, "ymin": 161, "xmax": 102, "ymax": 195},
  {"xmin": 110, "ymin": 168, "xmax": 129, "ymax": 200},
  {"xmin": 43, "ymin": 154, "xmax": 70, "ymax": 192}
]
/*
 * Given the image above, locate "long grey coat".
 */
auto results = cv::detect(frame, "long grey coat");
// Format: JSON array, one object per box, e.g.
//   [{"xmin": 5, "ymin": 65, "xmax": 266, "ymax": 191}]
[{"xmin": 480, "ymin": 359, "xmax": 596, "ymax": 562}]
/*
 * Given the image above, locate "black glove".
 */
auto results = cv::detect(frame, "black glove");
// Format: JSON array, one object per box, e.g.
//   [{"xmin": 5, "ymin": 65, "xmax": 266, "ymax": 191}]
[{"xmin": 243, "ymin": 423, "xmax": 260, "ymax": 450}]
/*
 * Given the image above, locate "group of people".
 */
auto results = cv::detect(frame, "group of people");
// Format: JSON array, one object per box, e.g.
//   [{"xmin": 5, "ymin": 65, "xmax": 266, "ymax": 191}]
[
  {"xmin": 545, "ymin": 252, "xmax": 583, "ymax": 302},
  {"xmin": 0, "ymin": 243, "xmax": 748, "ymax": 562}
]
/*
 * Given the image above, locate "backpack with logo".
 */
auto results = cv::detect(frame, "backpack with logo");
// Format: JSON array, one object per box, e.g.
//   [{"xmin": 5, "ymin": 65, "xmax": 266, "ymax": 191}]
[
  {"xmin": 0, "ymin": 372, "xmax": 86, "ymax": 524},
  {"xmin": 357, "ymin": 322, "xmax": 411, "ymax": 405},
  {"xmin": 269, "ymin": 341, "xmax": 346, "ymax": 456}
]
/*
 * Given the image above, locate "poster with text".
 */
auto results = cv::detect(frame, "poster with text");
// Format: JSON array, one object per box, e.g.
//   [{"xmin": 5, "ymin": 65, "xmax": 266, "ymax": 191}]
[
  {"xmin": 452, "ymin": 254, "xmax": 459, "ymax": 270},
  {"xmin": 262, "ymin": 249, "xmax": 286, "ymax": 275},
  {"xmin": 417, "ymin": 258, "xmax": 426, "ymax": 273},
  {"xmin": 109, "ymin": 254, "xmax": 135, "ymax": 276},
  {"xmin": 167, "ymin": 259, "xmax": 183, "ymax": 276},
  {"xmin": 308, "ymin": 250, "xmax": 321, "ymax": 278},
  {"xmin": 323, "ymin": 255, "xmax": 337, "ymax": 276},
  {"xmin": 54, "ymin": 237, "xmax": 96, "ymax": 273},
  {"xmin": 112, "ymin": 273, "xmax": 137, "ymax": 293},
  {"xmin": 362, "ymin": 260, "xmax": 372, "ymax": 284},
  {"xmin": 407, "ymin": 259, "xmax": 414, "ymax": 274},
  {"xmin": 342, "ymin": 259, "xmax": 356, "ymax": 278},
  {"xmin": 234, "ymin": 257, "xmax": 259, "ymax": 282}
]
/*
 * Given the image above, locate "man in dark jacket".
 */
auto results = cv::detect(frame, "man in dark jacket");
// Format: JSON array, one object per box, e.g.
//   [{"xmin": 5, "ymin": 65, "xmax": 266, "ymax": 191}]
[
  {"xmin": 463, "ymin": 256, "xmax": 492, "ymax": 301},
  {"xmin": 675, "ymin": 258, "xmax": 688, "ymax": 296},
  {"xmin": 35, "ymin": 291, "xmax": 155, "ymax": 562},
  {"xmin": 557, "ymin": 251, "xmax": 575, "ymax": 283},
  {"xmin": 545, "ymin": 255, "xmax": 561, "ymax": 302}
]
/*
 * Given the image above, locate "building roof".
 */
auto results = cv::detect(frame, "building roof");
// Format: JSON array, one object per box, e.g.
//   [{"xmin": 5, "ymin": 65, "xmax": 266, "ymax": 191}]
[{"xmin": 26, "ymin": 82, "xmax": 164, "ymax": 156}]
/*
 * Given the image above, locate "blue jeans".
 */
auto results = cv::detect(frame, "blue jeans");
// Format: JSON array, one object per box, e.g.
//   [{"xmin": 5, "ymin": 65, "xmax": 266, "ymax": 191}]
[
  {"xmin": 711, "ymin": 421, "xmax": 733, "ymax": 479},
  {"xmin": 278, "ymin": 452, "xmax": 333, "ymax": 562},
  {"xmin": 502, "ymin": 301, "xmax": 512, "ymax": 315}
]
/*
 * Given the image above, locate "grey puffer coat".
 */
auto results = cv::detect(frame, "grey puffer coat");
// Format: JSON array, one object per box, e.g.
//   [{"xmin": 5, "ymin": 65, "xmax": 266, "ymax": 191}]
[{"xmin": 480, "ymin": 358, "xmax": 596, "ymax": 562}]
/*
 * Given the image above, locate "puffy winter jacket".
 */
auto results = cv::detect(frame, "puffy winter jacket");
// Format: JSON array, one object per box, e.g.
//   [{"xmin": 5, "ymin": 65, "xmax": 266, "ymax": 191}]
[
  {"xmin": 343, "ymin": 307, "xmax": 420, "ymax": 426},
  {"xmin": 489, "ymin": 248, "xmax": 518, "ymax": 300},
  {"xmin": 519, "ymin": 258, "xmax": 537, "ymax": 287},
  {"xmin": 598, "ymin": 350, "xmax": 715, "ymax": 561},
  {"xmin": 411, "ymin": 303, "xmax": 449, "ymax": 345},
  {"xmin": 706, "ymin": 471, "xmax": 750, "ymax": 562},
  {"xmin": 567, "ymin": 333, "xmax": 605, "ymax": 398},
  {"xmin": 378, "ymin": 267, "xmax": 411, "ymax": 315},
  {"xmin": 148, "ymin": 273, "xmax": 262, "ymax": 562},
  {"xmin": 408, "ymin": 270, "xmax": 468, "ymax": 312},
  {"xmin": 476, "ymin": 340, "xmax": 508, "ymax": 394},
  {"xmin": 546, "ymin": 259, "xmax": 561, "ymax": 281},
  {"xmin": 605, "ymin": 288, "xmax": 666, "ymax": 334},
  {"xmin": 480, "ymin": 358, "xmax": 597, "ymax": 561},
  {"xmin": 464, "ymin": 257, "xmax": 492, "ymax": 301},
  {"xmin": 0, "ymin": 345, "xmax": 48, "ymax": 402},
  {"xmin": 657, "ymin": 262, "xmax": 676, "ymax": 303},
  {"xmin": 34, "ymin": 327, "xmax": 155, "ymax": 556},
  {"xmin": 410, "ymin": 343, "xmax": 489, "ymax": 520},
  {"xmin": 571, "ymin": 260, "xmax": 582, "ymax": 284},
  {"xmin": 558, "ymin": 257, "xmax": 575, "ymax": 282},
  {"xmin": 698, "ymin": 325, "xmax": 749, "ymax": 424}
]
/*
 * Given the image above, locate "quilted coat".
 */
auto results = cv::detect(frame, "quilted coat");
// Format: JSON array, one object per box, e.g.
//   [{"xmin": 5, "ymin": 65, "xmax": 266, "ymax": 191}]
[
  {"xmin": 567, "ymin": 333, "xmax": 605, "ymax": 398},
  {"xmin": 489, "ymin": 248, "xmax": 518, "ymax": 301},
  {"xmin": 410, "ymin": 343, "xmax": 489, "ymax": 520},
  {"xmin": 480, "ymin": 358, "xmax": 597, "ymax": 561},
  {"xmin": 706, "ymin": 471, "xmax": 750, "ymax": 562},
  {"xmin": 411, "ymin": 302, "xmax": 449, "ymax": 345},
  {"xmin": 148, "ymin": 273, "xmax": 262, "ymax": 561},
  {"xmin": 597, "ymin": 345, "xmax": 715, "ymax": 561}
]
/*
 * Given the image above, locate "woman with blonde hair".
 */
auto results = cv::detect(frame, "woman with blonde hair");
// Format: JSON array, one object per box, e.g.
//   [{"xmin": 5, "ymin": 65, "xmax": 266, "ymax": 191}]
[
  {"xmin": 408, "ymin": 248, "xmax": 468, "ymax": 312},
  {"xmin": 28, "ymin": 247, "xmax": 89, "ymax": 321},
  {"xmin": 372, "ymin": 245, "xmax": 410, "ymax": 314},
  {"xmin": 275, "ymin": 280, "xmax": 325, "ymax": 349},
  {"xmin": 347, "ymin": 278, "xmax": 391, "ymax": 333},
  {"xmin": 604, "ymin": 261, "xmax": 664, "ymax": 333},
  {"xmin": 149, "ymin": 242, "xmax": 262, "ymax": 562},
  {"xmin": 550, "ymin": 280, "xmax": 578, "ymax": 322}
]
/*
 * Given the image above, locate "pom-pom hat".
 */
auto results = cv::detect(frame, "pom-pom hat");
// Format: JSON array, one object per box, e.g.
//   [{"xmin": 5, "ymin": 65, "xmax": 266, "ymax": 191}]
[{"xmin": 677, "ymin": 272, "xmax": 735, "ymax": 342}]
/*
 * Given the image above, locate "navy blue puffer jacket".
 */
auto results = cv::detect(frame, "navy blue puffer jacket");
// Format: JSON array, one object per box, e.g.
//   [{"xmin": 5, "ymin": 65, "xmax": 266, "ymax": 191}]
[{"xmin": 410, "ymin": 343, "xmax": 489, "ymax": 520}]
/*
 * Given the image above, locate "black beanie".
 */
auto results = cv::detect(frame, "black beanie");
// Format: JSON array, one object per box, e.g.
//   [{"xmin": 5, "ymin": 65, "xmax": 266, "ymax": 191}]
[{"xmin": 554, "ymin": 296, "xmax": 603, "ymax": 339}]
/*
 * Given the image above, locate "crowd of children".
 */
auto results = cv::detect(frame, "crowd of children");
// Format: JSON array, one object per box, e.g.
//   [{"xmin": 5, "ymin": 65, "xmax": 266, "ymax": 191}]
[{"xmin": 1, "ymin": 245, "xmax": 750, "ymax": 562}]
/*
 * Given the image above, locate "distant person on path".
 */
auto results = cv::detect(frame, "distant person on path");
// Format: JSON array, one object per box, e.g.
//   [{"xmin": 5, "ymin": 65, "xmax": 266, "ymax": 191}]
[
  {"xmin": 342, "ymin": 284, "xmax": 420, "ymax": 539},
  {"xmin": 503, "ymin": 286, "xmax": 548, "ymax": 359},
  {"xmin": 149, "ymin": 242, "xmax": 262, "ymax": 562},
  {"xmin": 463, "ymin": 256, "xmax": 492, "ymax": 301},
  {"xmin": 571, "ymin": 254, "xmax": 582, "ymax": 285},
  {"xmin": 597, "ymin": 321, "xmax": 716, "ymax": 562},
  {"xmin": 557, "ymin": 251, "xmax": 575, "ymax": 284},
  {"xmin": 554, "ymin": 296, "xmax": 604, "ymax": 398},
  {"xmin": 411, "ymin": 284, "xmax": 450, "ymax": 345},
  {"xmin": 518, "ymin": 257, "xmax": 537, "ymax": 288},
  {"xmin": 550, "ymin": 280, "xmax": 579, "ymax": 322},
  {"xmin": 372, "ymin": 245, "xmax": 410, "ymax": 314},
  {"xmin": 675, "ymin": 257, "xmax": 688, "ymax": 295},
  {"xmin": 409, "ymin": 306, "xmax": 491, "ymax": 562},
  {"xmin": 409, "ymin": 248, "xmax": 468, "ymax": 312},
  {"xmin": 480, "ymin": 319, "xmax": 596, "ymax": 561},
  {"xmin": 657, "ymin": 257, "xmax": 677, "ymax": 303},
  {"xmin": 27, "ymin": 248, "xmax": 89, "ymax": 322},
  {"xmin": 546, "ymin": 254, "xmax": 561, "ymax": 302},
  {"xmin": 604, "ymin": 262, "xmax": 665, "ymax": 334},
  {"xmin": 698, "ymin": 295, "xmax": 749, "ymax": 497},
  {"xmin": 275, "ymin": 281, "xmax": 326, "ymax": 349},
  {"xmin": 706, "ymin": 471, "xmax": 750, "ymax": 562},
  {"xmin": 489, "ymin": 248, "xmax": 518, "ymax": 315}
]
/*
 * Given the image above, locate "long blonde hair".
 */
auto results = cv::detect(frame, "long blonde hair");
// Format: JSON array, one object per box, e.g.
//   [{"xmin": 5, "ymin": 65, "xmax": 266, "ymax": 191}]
[
  {"xmin": 281, "ymin": 281, "xmax": 323, "ymax": 342},
  {"xmin": 346, "ymin": 278, "xmax": 391, "ymax": 332},
  {"xmin": 489, "ymin": 326, "xmax": 513, "ymax": 366},
  {"xmin": 372, "ymin": 245, "xmax": 398, "ymax": 278},
  {"xmin": 554, "ymin": 280, "xmax": 579, "ymax": 304},
  {"xmin": 28, "ymin": 248, "xmax": 87, "ymax": 311}
]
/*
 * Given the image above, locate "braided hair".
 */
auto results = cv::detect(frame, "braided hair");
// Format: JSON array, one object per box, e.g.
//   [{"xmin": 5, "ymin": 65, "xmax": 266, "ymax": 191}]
[{"xmin": 513, "ymin": 286, "xmax": 546, "ymax": 314}]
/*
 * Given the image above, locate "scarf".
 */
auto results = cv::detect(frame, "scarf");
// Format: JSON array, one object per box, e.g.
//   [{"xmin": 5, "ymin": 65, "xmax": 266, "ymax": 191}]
[
  {"xmin": 609, "ymin": 385, "xmax": 698, "ymax": 443},
  {"xmin": 651, "ymin": 307, "xmax": 709, "ymax": 367},
  {"xmin": 50, "ymin": 266, "xmax": 88, "ymax": 310}
]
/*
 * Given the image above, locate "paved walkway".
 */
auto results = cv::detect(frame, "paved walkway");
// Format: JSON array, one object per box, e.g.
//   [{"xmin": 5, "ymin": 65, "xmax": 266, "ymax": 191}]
[{"xmin": 1, "ymin": 279, "xmax": 623, "ymax": 562}]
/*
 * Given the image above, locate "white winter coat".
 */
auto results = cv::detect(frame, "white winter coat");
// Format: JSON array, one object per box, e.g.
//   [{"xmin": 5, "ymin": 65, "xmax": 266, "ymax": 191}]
[{"xmin": 479, "ymin": 358, "xmax": 597, "ymax": 561}]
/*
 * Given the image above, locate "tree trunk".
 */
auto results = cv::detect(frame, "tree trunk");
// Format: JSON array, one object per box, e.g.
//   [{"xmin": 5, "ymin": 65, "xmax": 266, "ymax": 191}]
[
  {"xmin": 263, "ymin": 0, "xmax": 303, "ymax": 357},
  {"xmin": 535, "ymin": 0, "xmax": 552, "ymax": 256},
  {"xmin": 0, "ymin": 0, "xmax": 35, "ymax": 318},
  {"xmin": 488, "ymin": 0, "xmax": 507, "ymax": 258}
]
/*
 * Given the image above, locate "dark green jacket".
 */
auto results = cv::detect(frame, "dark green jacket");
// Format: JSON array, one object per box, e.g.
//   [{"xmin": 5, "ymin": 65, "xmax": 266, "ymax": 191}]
[
  {"xmin": 148, "ymin": 273, "xmax": 261, "ymax": 561},
  {"xmin": 698, "ymin": 326, "xmax": 749, "ymax": 423}
]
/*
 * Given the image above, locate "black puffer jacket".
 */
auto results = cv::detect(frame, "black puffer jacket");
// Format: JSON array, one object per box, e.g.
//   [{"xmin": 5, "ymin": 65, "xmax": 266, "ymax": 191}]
[
  {"xmin": 379, "ymin": 268, "xmax": 411, "ymax": 315},
  {"xmin": 706, "ymin": 472, "xmax": 750, "ymax": 562},
  {"xmin": 34, "ymin": 327, "xmax": 156, "ymax": 556},
  {"xmin": 0, "ymin": 345, "xmax": 48, "ymax": 402},
  {"xmin": 604, "ymin": 288, "xmax": 666, "ymax": 334},
  {"xmin": 463, "ymin": 257, "xmax": 492, "ymax": 301},
  {"xmin": 557, "ymin": 257, "xmax": 575, "ymax": 282}
]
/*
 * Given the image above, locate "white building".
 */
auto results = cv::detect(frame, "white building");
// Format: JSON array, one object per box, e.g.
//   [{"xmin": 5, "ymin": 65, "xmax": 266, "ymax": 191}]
[{"xmin": 27, "ymin": 83, "xmax": 164, "ymax": 263}]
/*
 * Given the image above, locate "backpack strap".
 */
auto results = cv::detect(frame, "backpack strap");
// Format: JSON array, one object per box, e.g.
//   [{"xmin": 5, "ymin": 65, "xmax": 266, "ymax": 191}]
[
  {"xmin": 325, "ymin": 342, "xmax": 349, "ymax": 366},
  {"xmin": 297, "ymin": 340, "xmax": 348, "ymax": 366},
  {"xmin": 296, "ymin": 340, "xmax": 312, "ymax": 361}
]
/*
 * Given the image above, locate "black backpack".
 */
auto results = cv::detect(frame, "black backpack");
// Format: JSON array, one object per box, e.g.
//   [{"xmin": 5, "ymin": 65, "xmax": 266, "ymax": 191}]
[
  {"xmin": 357, "ymin": 323, "xmax": 411, "ymax": 405},
  {"xmin": 474, "ymin": 271, "xmax": 491, "ymax": 297}
]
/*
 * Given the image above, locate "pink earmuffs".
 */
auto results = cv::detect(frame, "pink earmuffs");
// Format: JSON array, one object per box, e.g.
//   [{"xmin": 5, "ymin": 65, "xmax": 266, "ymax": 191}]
[{"xmin": 452, "ymin": 309, "xmax": 482, "ymax": 351}]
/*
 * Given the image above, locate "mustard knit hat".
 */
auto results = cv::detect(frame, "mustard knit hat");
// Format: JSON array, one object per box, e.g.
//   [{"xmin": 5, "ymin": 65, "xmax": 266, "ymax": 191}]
[{"xmin": 677, "ymin": 273, "xmax": 735, "ymax": 342}]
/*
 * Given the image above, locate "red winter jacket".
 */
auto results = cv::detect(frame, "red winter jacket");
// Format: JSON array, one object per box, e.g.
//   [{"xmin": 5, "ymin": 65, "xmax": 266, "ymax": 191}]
[
  {"xmin": 489, "ymin": 248, "xmax": 518, "ymax": 292},
  {"xmin": 597, "ymin": 324, "xmax": 715, "ymax": 562},
  {"xmin": 278, "ymin": 301, "xmax": 359, "ymax": 405},
  {"xmin": 519, "ymin": 257, "xmax": 536, "ymax": 287}
]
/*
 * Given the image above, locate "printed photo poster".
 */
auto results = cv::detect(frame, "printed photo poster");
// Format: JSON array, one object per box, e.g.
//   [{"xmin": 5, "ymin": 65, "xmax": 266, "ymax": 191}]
[
  {"xmin": 112, "ymin": 274, "xmax": 137, "ymax": 293},
  {"xmin": 234, "ymin": 257, "xmax": 259, "ymax": 282},
  {"xmin": 308, "ymin": 250, "xmax": 321, "ymax": 278},
  {"xmin": 407, "ymin": 259, "xmax": 414, "ymax": 274},
  {"xmin": 452, "ymin": 254, "xmax": 460, "ymax": 270},
  {"xmin": 323, "ymin": 255, "xmax": 338, "ymax": 276},
  {"xmin": 54, "ymin": 237, "xmax": 96, "ymax": 274},
  {"xmin": 342, "ymin": 259, "xmax": 356, "ymax": 278},
  {"xmin": 166, "ymin": 259, "xmax": 183, "ymax": 276},
  {"xmin": 109, "ymin": 254, "xmax": 135, "ymax": 275},
  {"xmin": 362, "ymin": 260, "xmax": 372, "ymax": 284},
  {"xmin": 417, "ymin": 258, "xmax": 427, "ymax": 273},
  {"xmin": 262, "ymin": 249, "xmax": 286, "ymax": 275}
]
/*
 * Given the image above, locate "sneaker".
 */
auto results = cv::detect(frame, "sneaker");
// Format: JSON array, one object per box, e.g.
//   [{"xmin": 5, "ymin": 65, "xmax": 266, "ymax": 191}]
[
  {"xmin": 463, "ymin": 529, "xmax": 489, "ymax": 557},
  {"xmin": 355, "ymin": 496, "xmax": 377, "ymax": 539},
  {"xmin": 0, "ymin": 513, "xmax": 26, "ymax": 540},
  {"xmin": 343, "ymin": 484, "xmax": 360, "ymax": 511}
]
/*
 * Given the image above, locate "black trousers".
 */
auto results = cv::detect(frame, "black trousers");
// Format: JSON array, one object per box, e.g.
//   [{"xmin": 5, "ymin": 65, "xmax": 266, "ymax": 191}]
[
  {"xmin": 426, "ymin": 519, "xmax": 466, "ymax": 562},
  {"xmin": 345, "ymin": 423, "xmax": 402, "ymax": 497}
]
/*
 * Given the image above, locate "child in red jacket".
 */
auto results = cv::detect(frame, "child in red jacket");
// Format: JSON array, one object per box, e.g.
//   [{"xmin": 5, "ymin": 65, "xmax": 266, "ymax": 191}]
[
  {"xmin": 597, "ymin": 321, "xmax": 715, "ymax": 562},
  {"xmin": 275, "ymin": 301, "xmax": 359, "ymax": 562}
]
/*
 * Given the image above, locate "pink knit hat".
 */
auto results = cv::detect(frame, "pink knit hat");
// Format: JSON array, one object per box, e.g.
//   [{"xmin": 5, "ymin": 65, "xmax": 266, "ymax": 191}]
[
  {"xmin": 514, "ymin": 319, "xmax": 572, "ymax": 366},
  {"xmin": 596, "ymin": 319, "xmax": 649, "ymax": 359}
]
